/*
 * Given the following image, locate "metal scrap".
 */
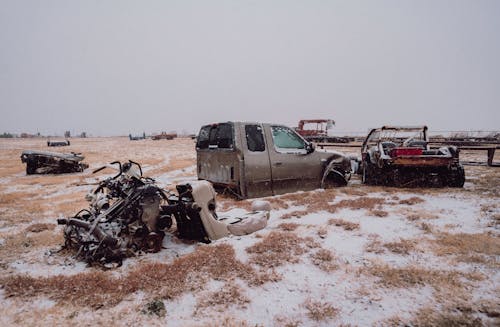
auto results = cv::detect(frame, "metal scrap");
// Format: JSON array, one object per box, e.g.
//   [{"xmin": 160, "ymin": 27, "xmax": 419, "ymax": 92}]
[{"xmin": 20, "ymin": 150, "xmax": 88, "ymax": 174}]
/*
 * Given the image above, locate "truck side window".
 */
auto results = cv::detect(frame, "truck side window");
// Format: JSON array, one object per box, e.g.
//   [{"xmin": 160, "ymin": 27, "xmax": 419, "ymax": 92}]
[
  {"xmin": 198, "ymin": 123, "xmax": 234, "ymax": 149},
  {"xmin": 271, "ymin": 126, "xmax": 306, "ymax": 150},
  {"xmin": 196, "ymin": 126, "xmax": 211, "ymax": 149},
  {"xmin": 245, "ymin": 125, "xmax": 265, "ymax": 152},
  {"xmin": 215, "ymin": 123, "xmax": 233, "ymax": 149}
]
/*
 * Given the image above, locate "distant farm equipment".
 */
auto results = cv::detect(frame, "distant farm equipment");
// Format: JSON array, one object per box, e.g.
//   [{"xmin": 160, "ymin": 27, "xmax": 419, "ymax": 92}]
[{"xmin": 295, "ymin": 119, "xmax": 351, "ymax": 143}]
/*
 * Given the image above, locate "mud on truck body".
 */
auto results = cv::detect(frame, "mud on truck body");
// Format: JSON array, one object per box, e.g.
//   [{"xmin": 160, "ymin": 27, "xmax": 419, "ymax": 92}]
[
  {"xmin": 196, "ymin": 122, "xmax": 352, "ymax": 199},
  {"xmin": 361, "ymin": 126, "xmax": 465, "ymax": 187}
]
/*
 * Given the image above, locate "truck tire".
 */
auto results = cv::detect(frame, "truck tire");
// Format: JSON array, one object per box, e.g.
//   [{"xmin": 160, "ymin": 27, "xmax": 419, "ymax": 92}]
[
  {"xmin": 448, "ymin": 165, "xmax": 465, "ymax": 188},
  {"xmin": 362, "ymin": 158, "xmax": 376, "ymax": 185}
]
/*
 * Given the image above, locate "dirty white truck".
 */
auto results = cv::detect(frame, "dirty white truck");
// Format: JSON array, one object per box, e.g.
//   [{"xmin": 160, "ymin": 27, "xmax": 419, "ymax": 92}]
[{"xmin": 196, "ymin": 122, "xmax": 352, "ymax": 199}]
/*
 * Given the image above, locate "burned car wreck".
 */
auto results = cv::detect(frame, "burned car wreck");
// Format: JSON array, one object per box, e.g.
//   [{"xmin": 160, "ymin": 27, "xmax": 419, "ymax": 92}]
[
  {"xmin": 21, "ymin": 150, "xmax": 88, "ymax": 175},
  {"xmin": 196, "ymin": 122, "xmax": 352, "ymax": 199},
  {"xmin": 361, "ymin": 126, "xmax": 465, "ymax": 187},
  {"xmin": 58, "ymin": 160, "xmax": 269, "ymax": 266}
]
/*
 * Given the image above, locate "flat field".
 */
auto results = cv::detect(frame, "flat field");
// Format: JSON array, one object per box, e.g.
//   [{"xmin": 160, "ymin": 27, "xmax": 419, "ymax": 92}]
[{"xmin": 0, "ymin": 137, "xmax": 498, "ymax": 326}]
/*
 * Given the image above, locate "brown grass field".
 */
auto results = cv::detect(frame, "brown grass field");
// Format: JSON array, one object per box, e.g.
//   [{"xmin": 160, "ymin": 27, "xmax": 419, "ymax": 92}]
[{"xmin": 0, "ymin": 137, "xmax": 498, "ymax": 326}]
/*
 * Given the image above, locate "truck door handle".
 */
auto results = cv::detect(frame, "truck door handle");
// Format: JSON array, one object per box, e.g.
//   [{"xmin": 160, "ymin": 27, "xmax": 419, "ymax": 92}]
[{"xmin": 274, "ymin": 162, "xmax": 283, "ymax": 166}]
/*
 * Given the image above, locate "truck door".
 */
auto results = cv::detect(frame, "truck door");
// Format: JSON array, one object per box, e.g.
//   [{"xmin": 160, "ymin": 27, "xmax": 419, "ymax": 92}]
[
  {"xmin": 264, "ymin": 125, "xmax": 322, "ymax": 195},
  {"xmin": 196, "ymin": 123, "xmax": 241, "ymax": 192},
  {"xmin": 240, "ymin": 124, "xmax": 273, "ymax": 198}
]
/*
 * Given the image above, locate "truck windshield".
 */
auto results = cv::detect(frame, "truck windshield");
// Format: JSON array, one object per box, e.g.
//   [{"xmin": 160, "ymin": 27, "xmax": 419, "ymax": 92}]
[
  {"xmin": 196, "ymin": 123, "xmax": 234, "ymax": 149},
  {"xmin": 271, "ymin": 126, "xmax": 305, "ymax": 150}
]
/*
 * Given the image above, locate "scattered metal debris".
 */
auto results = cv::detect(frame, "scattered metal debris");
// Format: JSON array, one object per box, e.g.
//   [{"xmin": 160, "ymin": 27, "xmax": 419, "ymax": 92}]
[
  {"xmin": 58, "ymin": 161, "xmax": 270, "ymax": 266},
  {"xmin": 360, "ymin": 126, "xmax": 465, "ymax": 187},
  {"xmin": 47, "ymin": 139, "xmax": 70, "ymax": 147},
  {"xmin": 20, "ymin": 150, "xmax": 88, "ymax": 174}
]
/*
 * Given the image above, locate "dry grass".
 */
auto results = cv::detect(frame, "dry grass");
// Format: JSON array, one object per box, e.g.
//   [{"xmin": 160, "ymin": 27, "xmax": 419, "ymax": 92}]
[
  {"xmin": 399, "ymin": 196, "xmax": 425, "ymax": 205},
  {"xmin": 199, "ymin": 316, "xmax": 253, "ymax": 327},
  {"xmin": 196, "ymin": 283, "xmax": 250, "ymax": 312},
  {"xmin": 328, "ymin": 218, "xmax": 360, "ymax": 231},
  {"xmin": 432, "ymin": 232, "xmax": 500, "ymax": 256},
  {"xmin": 410, "ymin": 306, "xmax": 485, "ymax": 326},
  {"xmin": 419, "ymin": 222, "xmax": 433, "ymax": 233},
  {"xmin": 273, "ymin": 315, "xmax": 302, "ymax": 327},
  {"xmin": 365, "ymin": 235, "xmax": 384, "ymax": 254},
  {"xmin": 246, "ymin": 231, "xmax": 319, "ymax": 268},
  {"xmin": 334, "ymin": 197, "xmax": 386, "ymax": 210},
  {"xmin": 303, "ymin": 299, "xmax": 339, "ymax": 321},
  {"xmin": 405, "ymin": 209, "xmax": 440, "ymax": 221},
  {"xmin": 430, "ymin": 232, "xmax": 500, "ymax": 267},
  {"xmin": 0, "ymin": 229, "xmax": 63, "ymax": 259},
  {"xmin": 365, "ymin": 264, "xmax": 464, "ymax": 290},
  {"xmin": 310, "ymin": 248, "xmax": 339, "ymax": 272},
  {"xmin": 317, "ymin": 226, "xmax": 328, "ymax": 238},
  {"xmin": 384, "ymin": 239, "xmax": 416, "ymax": 255},
  {"xmin": 25, "ymin": 223, "xmax": 55, "ymax": 233},
  {"xmin": 1, "ymin": 244, "xmax": 273, "ymax": 308},
  {"xmin": 370, "ymin": 209, "xmax": 389, "ymax": 217},
  {"xmin": 280, "ymin": 210, "xmax": 309, "ymax": 219},
  {"xmin": 277, "ymin": 222, "xmax": 300, "ymax": 231}
]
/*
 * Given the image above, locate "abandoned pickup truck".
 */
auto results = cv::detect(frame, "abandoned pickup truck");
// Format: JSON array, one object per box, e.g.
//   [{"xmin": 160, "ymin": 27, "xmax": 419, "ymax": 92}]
[
  {"xmin": 20, "ymin": 150, "xmax": 88, "ymax": 175},
  {"xmin": 361, "ymin": 126, "xmax": 465, "ymax": 187},
  {"xmin": 196, "ymin": 122, "xmax": 352, "ymax": 199}
]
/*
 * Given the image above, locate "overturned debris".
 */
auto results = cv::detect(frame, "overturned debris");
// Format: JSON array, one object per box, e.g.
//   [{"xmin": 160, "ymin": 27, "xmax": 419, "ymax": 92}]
[
  {"xmin": 20, "ymin": 150, "xmax": 88, "ymax": 175},
  {"xmin": 58, "ymin": 160, "xmax": 269, "ymax": 266}
]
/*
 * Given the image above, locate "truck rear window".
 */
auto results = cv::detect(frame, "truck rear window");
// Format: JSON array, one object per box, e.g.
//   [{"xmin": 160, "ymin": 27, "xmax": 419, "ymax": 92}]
[
  {"xmin": 196, "ymin": 123, "xmax": 234, "ymax": 149},
  {"xmin": 245, "ymin": 125, "xmax": 265, "ymax": 152}
]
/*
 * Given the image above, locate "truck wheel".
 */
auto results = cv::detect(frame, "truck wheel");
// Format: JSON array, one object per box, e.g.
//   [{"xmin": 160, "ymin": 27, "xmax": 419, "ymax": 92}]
[
  {"xmin": 323, "ymin": 171, "xmax": 348, "ymax": 188},
  {"xmin": 362, "ymin": 163, "xmax": 370, "ymax": 184},
  {"xmin": 26, "ymin": 160, "xmax": 36, "ymax": 175},
  {"xmin": 391, "ymin": 169, "xmax": 403, "ymax": 187},
  {"xmin": 448, "ymin": 166, "xmax": 465, "ymax": 187}
]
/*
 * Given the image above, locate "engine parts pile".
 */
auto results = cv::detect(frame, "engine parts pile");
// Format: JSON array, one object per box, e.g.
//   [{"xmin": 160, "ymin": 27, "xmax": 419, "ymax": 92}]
[{"xmin": 58, "ymin": 160, "xmax": 270, "ymax": 267}]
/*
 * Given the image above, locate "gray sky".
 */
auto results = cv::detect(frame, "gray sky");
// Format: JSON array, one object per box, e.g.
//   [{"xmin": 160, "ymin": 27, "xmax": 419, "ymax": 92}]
[{"xmin": 1, "ymin": 0, "xmax": 499, "ymax": 136}]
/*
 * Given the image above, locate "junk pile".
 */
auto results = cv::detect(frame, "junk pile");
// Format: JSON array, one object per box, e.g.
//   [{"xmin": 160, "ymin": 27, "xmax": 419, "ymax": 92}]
[
  {"xmin": 20, "ymin": 150, "xmax": 88, "ymax": 175},
  {"xmin": 58, "ymin": 160, "xmax": 270, "ymax": 266}
]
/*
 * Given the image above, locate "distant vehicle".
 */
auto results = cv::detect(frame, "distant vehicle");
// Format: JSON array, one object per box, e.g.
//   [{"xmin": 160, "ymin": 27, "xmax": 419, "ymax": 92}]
[
  {"xmin": 20, "ymin": 150, "xmax": 88, "ymax": 175},
  {"xmin": 129, "ymin": 133, "xmax": 146, "ymax": 141},
  {"xmin": 47, "ymin": 139, "xmax": 70, "ymax": 147},
  {"xmin": 196, "ymin": 122, "xmax": 352, "ymax": 199},
  {"xmin": 295, "ymin": 119, "xmax": 349, "ymax": 143},
  {"xmin": 360, "ymin": 126, "xmax": 465, "ymax": 187},
  {"xmin": 151, "ymin": 132, "xmax": 177, "ymax": 140}
]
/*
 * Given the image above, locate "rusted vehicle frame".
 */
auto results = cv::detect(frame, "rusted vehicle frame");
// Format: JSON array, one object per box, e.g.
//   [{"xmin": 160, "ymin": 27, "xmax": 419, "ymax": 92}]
[{"xmin": 361, "ymin": 126, "xmax": 465, "ymax": 187}]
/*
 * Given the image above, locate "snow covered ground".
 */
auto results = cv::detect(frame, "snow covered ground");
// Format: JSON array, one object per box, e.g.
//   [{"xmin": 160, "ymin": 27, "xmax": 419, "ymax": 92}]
[{"xmin": 0, "ymin": 137, "xmax": 498, "ymax": 326}]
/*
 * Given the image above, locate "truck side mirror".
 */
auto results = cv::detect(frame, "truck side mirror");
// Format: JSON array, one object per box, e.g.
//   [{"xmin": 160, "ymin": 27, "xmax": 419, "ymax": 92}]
[{"xmin": 306, "ymin": 142, "xmax": 315, "ymax": 154}]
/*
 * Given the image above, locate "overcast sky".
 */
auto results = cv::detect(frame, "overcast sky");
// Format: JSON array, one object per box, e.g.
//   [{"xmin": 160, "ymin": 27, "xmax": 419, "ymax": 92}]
[{"xmin": 0, "ymin": 0, "xmax": 499, "ymax": 136}]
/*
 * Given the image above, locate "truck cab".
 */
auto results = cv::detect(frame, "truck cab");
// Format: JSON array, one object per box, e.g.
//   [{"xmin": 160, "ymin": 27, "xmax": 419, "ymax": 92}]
[{"xmin": 196, "ymin": 122, "xmax": 352, "ymax": 199}]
